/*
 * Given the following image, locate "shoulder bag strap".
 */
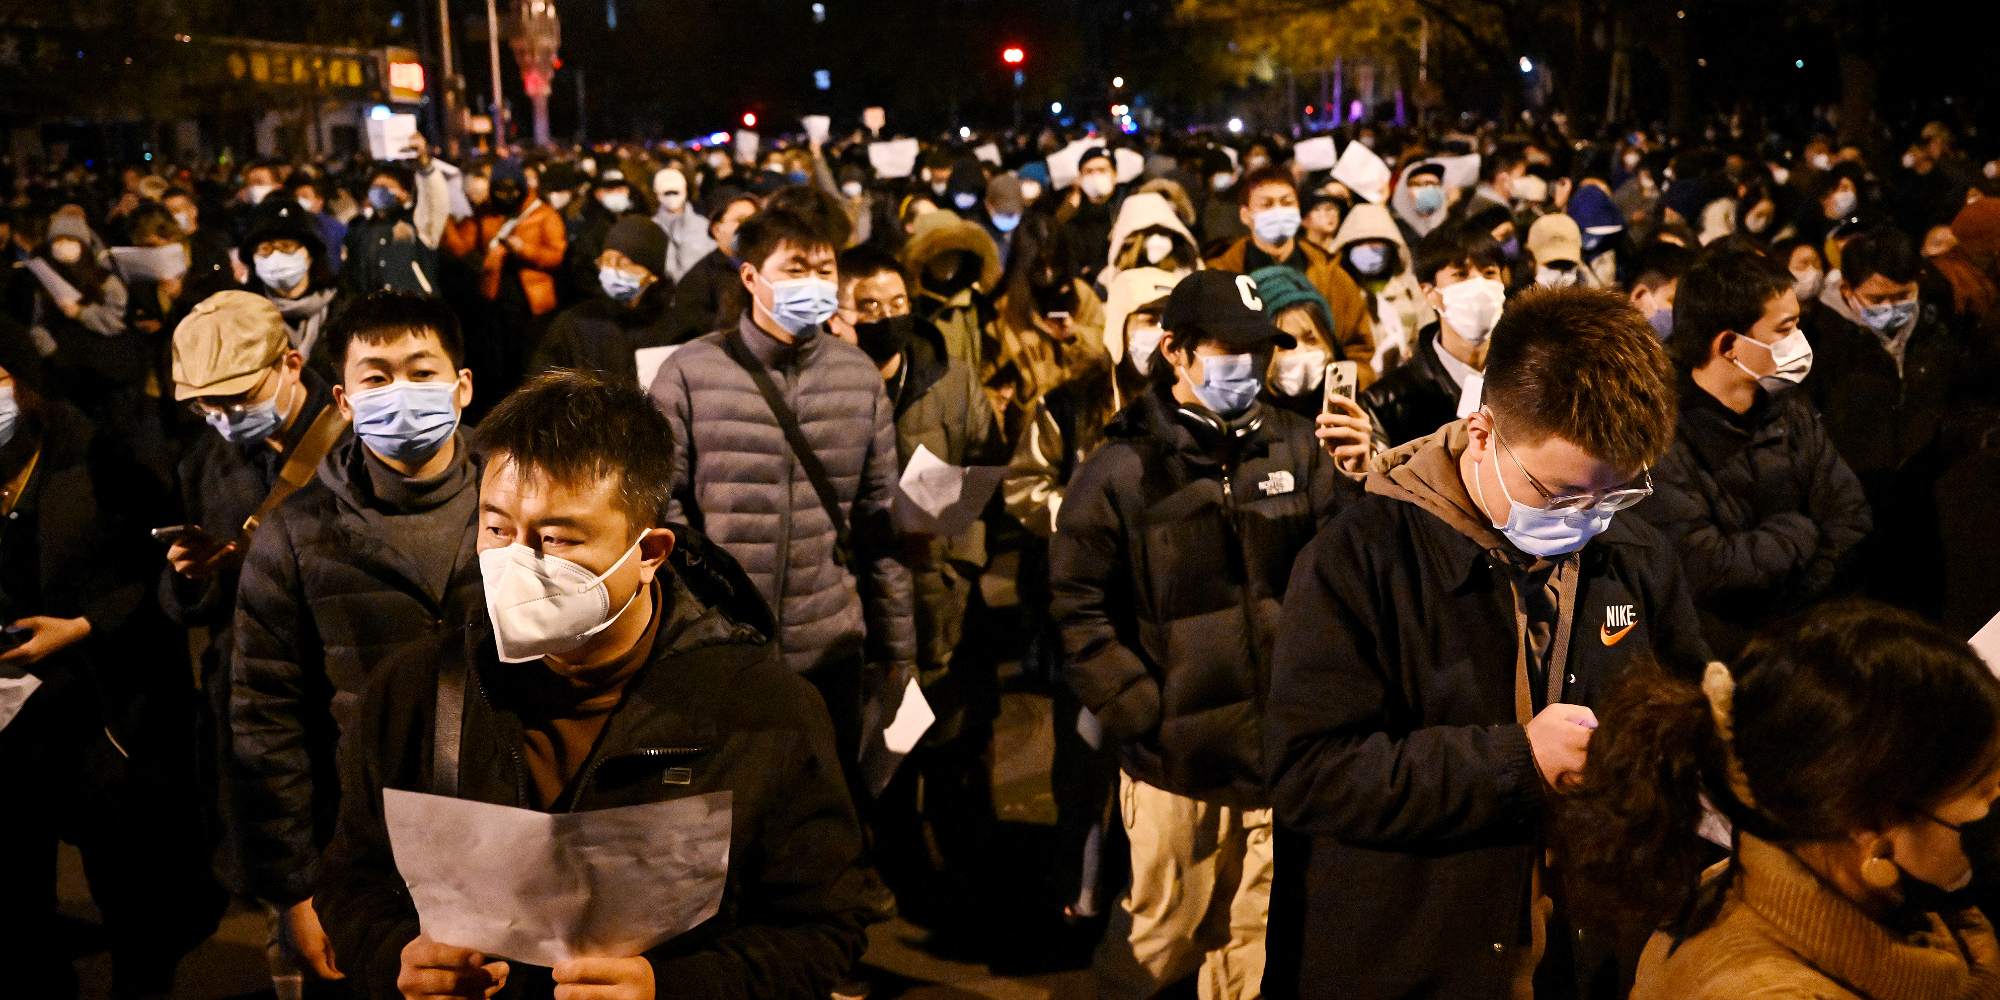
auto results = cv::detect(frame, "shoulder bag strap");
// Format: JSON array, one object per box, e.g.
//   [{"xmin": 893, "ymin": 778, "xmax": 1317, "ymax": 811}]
[
  {"xmin": 721, "ymin": 329, "xmax": 853, "ymax": 568},
  {"xmin": 240, "ymin": 405, "xmax": 351, "ymax": 540},
  {"xmin": 430, "ymin": 655, "xmax": 467, "ymax": 797}
]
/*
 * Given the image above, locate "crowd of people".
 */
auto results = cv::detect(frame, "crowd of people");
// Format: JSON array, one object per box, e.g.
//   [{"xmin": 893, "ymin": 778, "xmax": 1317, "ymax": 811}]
[{"xmin": 5, "ymin": 99, "xmax": 2000, "ymax": 1000}]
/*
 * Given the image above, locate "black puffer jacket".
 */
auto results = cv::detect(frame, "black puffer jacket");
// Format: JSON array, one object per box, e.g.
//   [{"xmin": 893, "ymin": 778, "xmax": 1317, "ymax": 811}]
[
  {"xmin": 1359, "ymin": 323, "xmax": 1464, "ymax": 449},
  {"xmin": 532, "ymin": 280, "xmax": 677, "ymax": 386},
  {"xmin": 316, "ymin": 530, "xmax": 875, "ymax": 1000},
  {"xmin": 1636, "ymin": 378, "xmax": 1871, "ymax": 657},
  {"xmin": 1050, "ymin": 381, "xmax": 1354, "ymax": 805},
  {"xmin": 229, "ymin": 432, "xmax": 484, "ymax": 905}
]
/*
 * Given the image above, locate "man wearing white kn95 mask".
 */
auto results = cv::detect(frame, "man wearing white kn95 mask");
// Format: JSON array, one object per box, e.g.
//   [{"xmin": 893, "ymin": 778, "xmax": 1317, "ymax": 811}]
[
  {"xmin": 314, "ymin": 370, "xmax": 876, "ymax": 1000},
  {"xmin": 1360, "ymin": 226, "xmax": 1512, "ymax": 450}
]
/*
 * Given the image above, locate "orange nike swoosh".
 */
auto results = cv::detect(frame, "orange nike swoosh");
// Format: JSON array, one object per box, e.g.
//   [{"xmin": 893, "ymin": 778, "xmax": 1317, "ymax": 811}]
[{"xmin": 1601, "ymin": 621, "xmax": 1636, "ymax": 646}]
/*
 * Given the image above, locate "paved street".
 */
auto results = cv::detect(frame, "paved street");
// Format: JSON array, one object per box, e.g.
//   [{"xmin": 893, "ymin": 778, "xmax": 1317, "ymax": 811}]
[{"xmin": 64, "ymin": 689, "xmax": 1098, "ymax": 1000}]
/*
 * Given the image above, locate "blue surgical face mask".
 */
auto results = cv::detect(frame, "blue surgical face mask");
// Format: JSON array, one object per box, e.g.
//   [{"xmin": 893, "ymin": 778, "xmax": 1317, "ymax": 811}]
[
  {"xmin": 761, "ymin": 276, "xmax": 840, "ymax": 337},
  {"xmin": 1857, "ymin": 297, "xmax": 1918, "ymax": 333},
  {"xmin": 1348, "ymin": 243, "xmax": 1390, "ymax": 276},
  {"xmin": 954, "ymin": 192, "xmax": 979, "ymax": 211},
  {"xmin": 1413, "ymin": 185, "xmax": 1446, "ymax": 213},
  {"xmin": 600, "ymin": 266, "xmax": 646, "ymax": 303},
  {"xmin": 1477, "ymin": 436, "xmax": 1616, "ymax": 557},
  {"xmin": 0, "ymin": 385, "xmax": 18, "ymax": 449},
  {"xmin": 1500, "ymin": 236, "xmax": 1523, "ymax": 260},
  {"xmin": 1648, "ymin": 306, "xmax": 1674, "ymax": 339},
  {"xmin": 255, "ymin": 249, "xmax": 311, "ymax": 291},
  {"xmin": 991, "ymin": 212, "xmax": 1021, "ymax": 233},
  {"xmin": 348, "ymin": 379, "xmax": 461, "ymax": 465},
  {"xmin": 368, "ymin": 185, "xmax": 401, "ymax": 213},
  {"xmin": 788, "ymin": 170, "xmax": 811, "ymax": 185},
  {"xmin": 206, "ymin": 375, "xmax": 291, "ymax": 445},
  {"xmin": 1252, "ymin": 205, "xmax": 1302, "ymax": 245},
  {"xmin": 1189, "ymin": 352, "xmax": 1262, "ymax": 418}
]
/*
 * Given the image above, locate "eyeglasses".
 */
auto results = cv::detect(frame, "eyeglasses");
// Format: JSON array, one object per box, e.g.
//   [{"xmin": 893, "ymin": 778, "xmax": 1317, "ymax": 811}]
[
  {"xmin": 185, "ymin": 368, "xmax": 276, "ymax": 420},
  {"xmin": 1491, "ymin": 418, "xmax": 1653, "ymax": 513},
  {"xmin": 253, "ymin": 239, "xmax": 305, "ymax": 258}
]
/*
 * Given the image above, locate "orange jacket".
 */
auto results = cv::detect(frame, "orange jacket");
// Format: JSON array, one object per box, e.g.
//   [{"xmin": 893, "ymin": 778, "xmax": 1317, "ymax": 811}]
[{"xmin": 454, "ymin": 200, "xmax": 567, "ymax": 315}]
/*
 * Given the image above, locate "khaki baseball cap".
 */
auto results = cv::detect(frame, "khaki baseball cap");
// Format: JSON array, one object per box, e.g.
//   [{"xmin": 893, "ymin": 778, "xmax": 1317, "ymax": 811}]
[
  {"xmin": 1527, "ymin": 213, "xmax": 1584, "ymax": 267},
  {"xmin": 172, "ymin": 290, "xmax": 289, "ymax": 400}
]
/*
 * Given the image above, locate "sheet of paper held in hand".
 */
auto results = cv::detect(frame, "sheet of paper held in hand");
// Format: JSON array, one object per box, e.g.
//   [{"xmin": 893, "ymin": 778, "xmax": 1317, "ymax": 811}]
[
  {"xmin": 384, "ymin": 788, "xmax": 733, "ymax": 968},
  {"xmin": 23, "ymin": 258, "xmax": 80, "ymax": 306},
  {"xmin": 110, "ymin": 244, "xmax": 190, "ymax": 283},
  {"xmin": 1973, "ymin": 610, "xmax": 2000, "ymax": 676},
  {"xmin": 893, "ymin": 443, "xmax": 1006, "ymax": 537}
]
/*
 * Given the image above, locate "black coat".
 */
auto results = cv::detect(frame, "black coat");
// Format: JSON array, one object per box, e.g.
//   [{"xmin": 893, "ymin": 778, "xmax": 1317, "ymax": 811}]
[
  {"xmin": 1801, "ymin": 300, "xmax": 1961, "ymax": 483},
  {"xmin": 532, "ymin": 281, "xmax": 677, "ymax": 386},
  {"xmin": 1263, "ymin": 444, "xmax": 1709, "ymax": 1000},
  {"xmin": 229, "ymin": 432, "xmax": 484, "ymax": 904},
  {"xmin": 1359, "ymin": 324, "xmax": 1464, "ymax": 449},
  {"xmin": 316, "ymin": 531, "xmax": 875, "ymax": 1000},
  {"xmin": 343, "ymin": 210, "xmax": 442, "ymax": 297},
  {"xmin": 158, "ymin": 371, "xmax": 339, "ymax": 643},
  {"xmin": 1801, "ymin": 300, "xmax": 1963, "ymax": 615},
  {"xmin": 1635, "ymin": 378, "xmax": 1871, "ymax": 658},
  {"xmin": 668, "ymin": 249, "xmax": 746, "ymax": 344},
  {"xmin": 0, "ymin": 399, "xmax": 222, "ymax": 991},
  {"xmin": 1050, "ymin": 382, "xmax": 1355, "ymax": 804},
  {"xmin": 3, "ymin": 400, "xmax": 187, "ymax": 748}
]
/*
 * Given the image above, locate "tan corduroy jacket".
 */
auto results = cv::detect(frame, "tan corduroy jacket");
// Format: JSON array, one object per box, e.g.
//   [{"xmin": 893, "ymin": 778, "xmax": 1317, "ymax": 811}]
[{"xmin": 1633, "ymin": 833, "xmax": 2000, "ymax": 1000}]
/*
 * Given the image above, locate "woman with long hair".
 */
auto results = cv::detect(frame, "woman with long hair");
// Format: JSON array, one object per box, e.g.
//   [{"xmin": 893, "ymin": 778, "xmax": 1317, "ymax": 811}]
[{"xmin": 1558, "ymin": 600, "xmax": 2000, "ymax": 999}]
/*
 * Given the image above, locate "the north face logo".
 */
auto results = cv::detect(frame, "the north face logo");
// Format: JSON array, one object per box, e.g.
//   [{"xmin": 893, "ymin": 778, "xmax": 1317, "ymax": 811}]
[{"xmin": 1258, "ymin": 470, "xmax": 1295, "ymax": 496}]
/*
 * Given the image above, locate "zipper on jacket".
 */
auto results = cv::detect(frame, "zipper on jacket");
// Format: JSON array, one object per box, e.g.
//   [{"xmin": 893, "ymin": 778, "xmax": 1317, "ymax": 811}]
[{"xmin": 568, "ymin": 745, "xmax": 708, "ymax": 811}]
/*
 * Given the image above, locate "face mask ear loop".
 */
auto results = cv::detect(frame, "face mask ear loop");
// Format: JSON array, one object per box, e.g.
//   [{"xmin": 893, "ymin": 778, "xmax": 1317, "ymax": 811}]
[{"xmin": 577, "ymin": 535, "xmax": 646, "ymax": 595}]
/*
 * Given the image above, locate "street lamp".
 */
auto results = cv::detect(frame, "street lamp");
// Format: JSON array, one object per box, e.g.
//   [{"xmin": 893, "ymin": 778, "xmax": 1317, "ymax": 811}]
[{"xmin": 511, "ymin": 0, "xmax": 562, "ymax": 148}]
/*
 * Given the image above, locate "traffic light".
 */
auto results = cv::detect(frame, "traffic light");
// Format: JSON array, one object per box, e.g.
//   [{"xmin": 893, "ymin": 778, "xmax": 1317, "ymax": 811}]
[
  {"xmin": 1001, "ymin": 46, "xmax": 1025, "ymax": 66},
  {"xmin": 743, "ymin": 112, "xmax": 757, "ymax": 127}
]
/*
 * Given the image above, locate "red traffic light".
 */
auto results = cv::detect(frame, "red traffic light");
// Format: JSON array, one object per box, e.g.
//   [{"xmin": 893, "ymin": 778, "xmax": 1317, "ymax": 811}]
[
  {"xmin": 743, "ymin": 112, "xmax": 757, "ymax": 127},
  {"xmin": 1001, "ymin": 46, "xmax": 1025, "ymax": 66}
]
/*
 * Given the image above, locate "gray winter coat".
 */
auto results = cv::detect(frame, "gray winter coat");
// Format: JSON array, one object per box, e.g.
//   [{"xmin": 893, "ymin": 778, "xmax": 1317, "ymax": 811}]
[{"xmin": 649, "ymin": 315, "xmax": 916, "ymax": 677}]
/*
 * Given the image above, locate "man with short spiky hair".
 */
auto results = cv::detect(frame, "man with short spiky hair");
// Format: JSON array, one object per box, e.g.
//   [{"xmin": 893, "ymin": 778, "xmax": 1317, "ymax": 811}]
[
  {"xmin": 1264, "ymin": 287, "xmax": 1711, "ymax": 1000},
  {"xmin": 316, "ymin": 370, "xmax": 875, "ymax": 1000},
  {"xmin": 648, "ymin": 206, "xmax": 915, "ymax": 791}
]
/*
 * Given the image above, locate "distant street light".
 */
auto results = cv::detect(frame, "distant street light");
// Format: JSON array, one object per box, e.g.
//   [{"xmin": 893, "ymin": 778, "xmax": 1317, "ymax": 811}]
[
  {"xmin": 1227, "ymin": 117, "xmax": 1243, "ymax": 133},
  {"xmin": 743, "ymin": 112, "xmax": 757, "ymax": 127},
  {"xmin": 1051, "ymin": 102, "xmax": 1063, "ymax": 113},
  {"xmin": 1519, "ymin": 56, "xmax": 1533, "ymax": 73},
  {"xmin": 1002, "ymin": 46, "xmax": 1026, "ymax": 66},
  {"xmin": 1112, "ymin": 76, "xmax": 1124, "ymax": 88}
]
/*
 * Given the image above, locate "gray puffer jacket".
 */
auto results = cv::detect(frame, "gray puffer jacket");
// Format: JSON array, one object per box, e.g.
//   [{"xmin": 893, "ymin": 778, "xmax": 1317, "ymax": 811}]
[{"xmin": 650, "ymin": 315, "xmax": 916, "ymax": 677}]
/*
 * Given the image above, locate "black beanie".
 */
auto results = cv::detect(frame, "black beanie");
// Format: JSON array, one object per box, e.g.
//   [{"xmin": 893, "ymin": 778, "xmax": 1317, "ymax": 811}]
[{"xmin": 604, "ymin": 216, "xmax": 668, "ymax": 280}]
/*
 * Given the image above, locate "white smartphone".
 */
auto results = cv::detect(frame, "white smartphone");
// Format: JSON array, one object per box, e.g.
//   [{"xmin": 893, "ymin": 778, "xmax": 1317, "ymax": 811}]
[{"xmin": 1322, "ymin": 360, "xmax": 1360, "ymax": 411}]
